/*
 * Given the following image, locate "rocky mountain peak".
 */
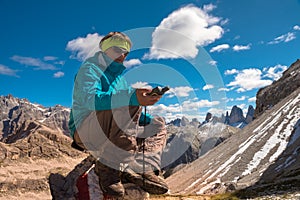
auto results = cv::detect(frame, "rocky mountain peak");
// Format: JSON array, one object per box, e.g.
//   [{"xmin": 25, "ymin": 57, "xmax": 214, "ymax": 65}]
[
  {"xmin": 0, "ymin": 95, "xmax": 70, "ymax": 141},
  {"xmin": 245, "ymin": 105, "xmax": 255, "ymax": 124},
  {"xmin": 255, "ymin": 59, "xmax": 300, "ymax": 117},
  {"xmin": 228, "ymin": 105, "xmax": 245, "ymax": 124}
]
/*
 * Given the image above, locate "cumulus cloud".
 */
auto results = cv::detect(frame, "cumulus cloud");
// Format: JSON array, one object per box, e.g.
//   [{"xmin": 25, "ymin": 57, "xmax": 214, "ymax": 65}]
[
  {"xmin": 224, "ymin": 69, "xmax": 238, "ymax": 75},
  {"xmin": 294, "ymin": 25, "xmax": 300, "ymax": 31},
  {"xmin": 131, "ymin": 81, "xmax": 151, "ymax": 89},
  {"xmin": 148, "ymin": 98, "xmax": 219, "ymax": 122},
  {"xmin": 232, "ymin": 44, "xmax": 251, "ymax": 51},
  {"xmin": 218, "ymin": 87, "xmax": 230, "ymax": 92},
  {"xmin": 53, "ymin": 71, "xmax": 64, "ymax": 78},
  {"xmin": 248, "ymin": 96, "xmax": 256, "ymax": 102},
  {"xmin": 168, "ymin": 86, "xmax": 194, "ymax": 98},
  {"xmin": 0, "ymin": 64, "xmax": 19, "ymax": 77},
  {"xmin": 54, "ymin": 60, "xmax": 65, "ymax": 66},
  {"xmin": 236, "ymin": 96, "xmax": 247, "ymax": 101},
  {"xmin": 209, "ymin": 60, "xmax": 217, "ymax": 66},
  {"xmin": 182, "ymin": 99, "xmax": 219, "ymax": 110},
  {"xmin": 66, "ymin": 33, "xmax": 102, "ymax": 61},
  {"xmin": 145, "ymin": 4, "xmax": 224, "ymax": 59},
  {"xmin": 210, "ymin": 44, "xmax": 230, "ymax": 52},
  {"xmin": 227, "ymin": 68, "xmax": 272, "ymax": 92},
  {"xmin": 268, "ymin": 32, "xmax": 296, "ymax": 44},
  {"xmin": 150, "ymin": 103, "xmax": 182, "ymax": 114},
  {"xmin": 11, "ymin": 55, "xmax": 58, "ymax": 70},
  {"xmin": 263, "ymin": 64, "xmax": 287, "ymax": 81},
  {"xmin": 44, "ymin": 56, "xmax": 65, "ymax": 66},
  {"xmin": 202, "ymin": 84, "xmax": 214, "ymax": 90},
  {"xmin": 124, "ymin": 59, "xmax": 142, "ymax": 68},
  {"xmin": 226, "ymin": 64, "xmax": 288, "ymax": 93}
]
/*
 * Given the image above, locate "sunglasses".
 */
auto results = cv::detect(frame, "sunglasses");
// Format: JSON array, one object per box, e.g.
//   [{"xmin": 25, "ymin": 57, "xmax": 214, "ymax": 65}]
[{"xmin": 111, "ymin": 46, "xmax": 129, "ymax": 55}]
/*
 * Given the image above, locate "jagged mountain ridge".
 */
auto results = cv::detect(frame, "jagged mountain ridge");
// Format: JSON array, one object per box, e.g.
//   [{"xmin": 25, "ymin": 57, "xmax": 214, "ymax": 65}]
[
  {"xmin": 255, "ymin": 59, "xmax": 300, "ymax": 117},
  {"xmin": 169, "ymin": 105, "xmax": 255, "ymax": 129},
  {"xmin": 166, "ymin": 78, "xmax": 300, "ymax": 196},
  {"xmin": 0, "ymin": 94, "xmax": 70, "ymax": 141}
]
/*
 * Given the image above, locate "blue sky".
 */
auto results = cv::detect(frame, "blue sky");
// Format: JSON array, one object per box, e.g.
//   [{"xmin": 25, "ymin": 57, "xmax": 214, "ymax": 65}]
[{"xmin": 1, "ymin": 0, "xmax": 300, "ymax": 122}]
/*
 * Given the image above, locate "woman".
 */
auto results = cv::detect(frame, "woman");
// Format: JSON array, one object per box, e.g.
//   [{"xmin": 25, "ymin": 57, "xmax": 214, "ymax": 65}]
[{"xmin": 69, "ymin": 31, "xmax": 169, "ymax": 198}]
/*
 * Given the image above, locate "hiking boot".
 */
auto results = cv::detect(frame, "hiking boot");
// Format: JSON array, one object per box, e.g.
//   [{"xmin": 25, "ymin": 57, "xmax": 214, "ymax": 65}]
[
  {"xmin": 122, "ymin": 161, "xmax": 169, "ymax": 194},
  {"xmin": 94, "ymin": 161, "xmax": 125, "ymax": 198}
]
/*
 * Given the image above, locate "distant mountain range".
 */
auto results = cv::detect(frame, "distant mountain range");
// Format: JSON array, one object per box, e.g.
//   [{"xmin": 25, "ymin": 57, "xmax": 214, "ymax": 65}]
[
  {"xmin": 168, "ymin": 104, "xmax": 255, "ymax": 129},
  {"xmin": 0, "ymin": 94, "xmax": 70, "ymax": 142}
]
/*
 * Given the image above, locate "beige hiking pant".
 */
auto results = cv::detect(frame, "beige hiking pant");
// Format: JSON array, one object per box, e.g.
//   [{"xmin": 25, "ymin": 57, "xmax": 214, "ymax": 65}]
[{"xmin": 74, "ymin": 106, "xmax": 167, "ymax": 171}]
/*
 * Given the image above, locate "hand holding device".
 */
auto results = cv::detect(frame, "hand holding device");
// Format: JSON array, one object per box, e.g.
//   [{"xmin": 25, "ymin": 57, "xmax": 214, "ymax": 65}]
[{"xmin": 147, "ymin": 86, "xmax": 170, "ymax": 96}]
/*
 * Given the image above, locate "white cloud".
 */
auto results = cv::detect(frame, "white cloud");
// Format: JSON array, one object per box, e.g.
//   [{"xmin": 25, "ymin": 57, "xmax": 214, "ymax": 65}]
[
  {"xmin": 236, "ymin": 96, "xmax": 247, "ymax": 101},
  {"xmin": 218, "ymin": 87, "xmax": 230, "ymax": 92},
  {"xmin": 263, "ymin": 64, "xmax": 288, "ymax": 81},
  {"xmin": 237, "ymin": 103, "xmax": 247, "ymax": 114},
  {"xmin": 54, "ymin": 60, "xmax": 65, "ymax": 66},
  {"xmin": 43, "ymin": 56, "xmax": 57, "ymax": 61},
  {"xmin": 53, "ymin": 71, "xmax": 64, "ymax": 78},
  {"xmin": 268, "ymin": 32, "xmax": 296, "ymax": 44},
  {"xmin": 145, "ymin": 4, "xmax": 224, "ymax": 59},
  {"xmin": 182, "ymin": 99, "xmax": 219, "ymax": 110},
  {"xmin": 233, "ymin": 35, "xmax": 241, "ymax": 40},
  {"xmin": 66, "ymin": 33, "xmax": 102, "ymax": 61},
  {"xmin": 124, "ymin": 59, "xmax": 142, "ymax": 68},
  {"xmin": 294, "ymin": 25, "xmax": 300, "ymax": 31},
  {"xmin": 168, "ymin": 86, "xmax": 194, "ymax": 97},
  {"xmin": 232, "ymin": 44, "xmax": 251, "ymax": 51},
  {"xmin": 226, "ymin": 65, "xmax": 287, "ymax": 93},
  {"xmin": 131, "ymin": 81, "xmax": 151, "ymax": 89},
  {"xmin": 248, "ymin": 96, "xmax": 256, "ymax": 102},
  {"xmin": 224, "ymin": 97, "xmax": 234, "ymax": 102},
  {"xmin": 11, "ymin": 55, "xmax": 58, "ymax": 70},
  {"xmin": 0, "ymin": 64, "xmax": 19, "ymax": 77},
  {"xmin": 210, "ymin": 44, "xmax": 230, "ymax": 52},
  {"xmin": 227, "ymin": 68, "xmax": 272, "ymax": 92},
  {"xmin": 209, "ymin": 60, "xmax": 217, "ymax": 66},
  {"xmin": 148, "ymin": 98, "xmax": 219, "ymax": 122},
  {"xmin": 203, "ymin": 84, "xmax": 214, "ymax": 90},
  {"xmin": 149, "ymin": 103, "xmax": 182, "ymax": 117},
  {"xmin": 224, "ymin": 69, "xmax": 238, "ymax": 75},
  {"xmin": 203, "ymin": 3, "xmax": 216, "ymax": 12}
]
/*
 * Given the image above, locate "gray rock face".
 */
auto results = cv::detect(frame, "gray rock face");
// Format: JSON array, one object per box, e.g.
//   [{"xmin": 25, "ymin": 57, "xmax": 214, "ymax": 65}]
[
  {"xmin": 228, "ymin": 105, "xmax": 245, "ymax": 125},
  {"xmin": 245, "ymin": 105, "xmax": 255, "ymax": 124},
  {"xmin": 0, "ymin": 95, "xmax": 70, "ymax": 141},
  {"xmin": 223, "ymin": 105, "xmax": 254, "ymax": 128},
  {"xmin": 171, "ymin": 105, "xmax": 254, "ymax": 129},
  {"xmin": 180, "ymin": 116, "xmax": 190, "ymax": 126},
  {"xmin": 255, "ymin": 59, "xmax": 300, "ymax": 118},
  {"xmin": 162, "ymin": 121, "xmax": 239, "ymax": 178}
]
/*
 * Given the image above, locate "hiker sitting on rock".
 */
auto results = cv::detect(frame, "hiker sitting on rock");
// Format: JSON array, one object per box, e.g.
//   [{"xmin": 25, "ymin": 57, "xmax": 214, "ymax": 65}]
[{"xmin": 68, "ymin": 31, "xmax": 169, "ymax": 198}]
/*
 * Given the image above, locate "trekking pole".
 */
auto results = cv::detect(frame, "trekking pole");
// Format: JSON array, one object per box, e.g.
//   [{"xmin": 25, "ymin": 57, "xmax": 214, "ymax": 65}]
[{"xmin": 142, "ymin": 106, "xmax": 146, "ymax": 187}]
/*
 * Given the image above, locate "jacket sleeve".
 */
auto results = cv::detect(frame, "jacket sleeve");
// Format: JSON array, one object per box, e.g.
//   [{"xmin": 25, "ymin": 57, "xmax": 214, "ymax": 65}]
[{"xmin": 74, "ymin": 64, "xmax": 139, "ymax": 111}]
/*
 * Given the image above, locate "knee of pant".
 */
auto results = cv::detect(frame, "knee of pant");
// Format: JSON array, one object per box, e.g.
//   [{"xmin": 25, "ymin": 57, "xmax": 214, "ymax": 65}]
[{"xmin": 152, "ymin": 116, "xmax": 165, "ymax": 127}]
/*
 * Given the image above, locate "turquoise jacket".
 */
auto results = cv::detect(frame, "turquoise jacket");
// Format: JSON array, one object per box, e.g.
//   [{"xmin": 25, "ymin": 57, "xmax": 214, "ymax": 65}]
[{"xmin": 68, "ymin": 51, "xmax": 152, "ymax": 138}]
